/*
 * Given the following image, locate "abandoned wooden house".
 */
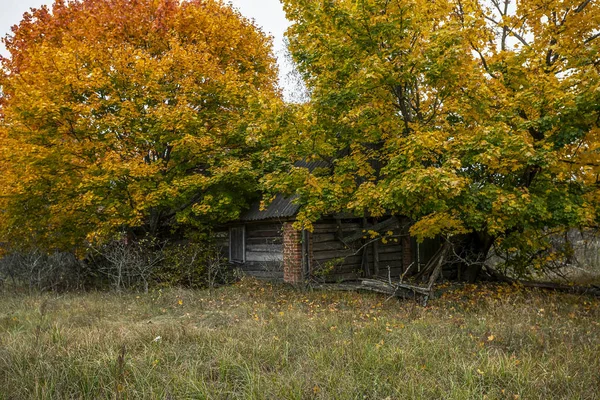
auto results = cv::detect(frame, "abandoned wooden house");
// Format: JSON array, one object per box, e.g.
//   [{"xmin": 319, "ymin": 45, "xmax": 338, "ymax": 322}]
[{"xmin": 216, "ymin": 163, "xmax": 440, "ymax": 284}]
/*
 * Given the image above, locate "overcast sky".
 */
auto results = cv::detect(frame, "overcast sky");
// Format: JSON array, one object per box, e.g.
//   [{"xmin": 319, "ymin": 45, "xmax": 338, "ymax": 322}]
[{"xmin": 0, "ymin": 0, "xmax": 295, "ymax": 95}]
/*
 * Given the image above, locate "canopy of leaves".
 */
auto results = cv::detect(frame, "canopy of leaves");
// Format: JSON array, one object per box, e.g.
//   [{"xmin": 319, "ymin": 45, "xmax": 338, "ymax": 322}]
[
  {"xmin": 0, "ymin": 0, "xmax": 281, "ymax": 251},
  {"xmin": 271, "ymin": 0, "xmax": 600, "ymax": 271}
]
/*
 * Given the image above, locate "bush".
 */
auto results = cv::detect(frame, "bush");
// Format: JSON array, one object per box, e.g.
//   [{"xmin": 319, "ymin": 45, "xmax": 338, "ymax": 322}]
[
  {"xmin": 0, "ymin": 238, "xmax": 236, "ymax": 293},
  {"xmin": 89, "ymin": 237, "xmax": 235, "ymax": 292},
  {"xmin": 90, "ymin": 237, "xmax": 165, "ymax": 293},
  {"xmin": 159, "ymin": 242, "xmax": 234, "ymax": 291},
  {"xmin": 0, "ymin": 249, "xmax": 92, "ymax": 292}
]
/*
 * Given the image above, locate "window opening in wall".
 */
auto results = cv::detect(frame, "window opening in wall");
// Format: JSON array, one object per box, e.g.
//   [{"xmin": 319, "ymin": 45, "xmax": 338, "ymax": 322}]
[{"xmin": 229, "ymin": 226, "xmax": 245, "ymax": 263}]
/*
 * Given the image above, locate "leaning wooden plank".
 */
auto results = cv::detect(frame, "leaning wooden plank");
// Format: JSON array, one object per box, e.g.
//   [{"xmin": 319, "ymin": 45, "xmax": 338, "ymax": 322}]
[
  {"xmin": 310, "ymin": 279, "xmax": 429, "ymax": 302},
  {"xmin": 373, "ymin": 240, "xmax": 380, "ymax": 276},
  {"xmin": 412, "ymin": 244, "xmax": 445, "ymax": 282},
  {"xmin": 427, "ymin": 243, "xmax": 450, "ymax": 290}
]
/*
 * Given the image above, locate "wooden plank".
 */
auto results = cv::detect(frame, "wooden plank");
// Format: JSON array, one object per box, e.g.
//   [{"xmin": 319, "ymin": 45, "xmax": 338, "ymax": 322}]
[
  {"xmin": 312, "ymin": 223, "xmax": 360, "ymax": 233},
  {"xmin": 342, "ymin": 217, "xmax": 399, "ymax": 243},
  {"xmin": 312, "ymin": 249, "xmax": 357, "ymax": 261},
  {"xmin": 246, "ymin": 223, "xmax": 282, "ymax": 232},
  {"xmin": 375, "ymin": 268, "xmax": 404, "ymax": 277},
  {"xmin": 245, "ymin": 223, "xmax": 282, "ymax": 232},
  {"xmin": 312, "ymin": 223, "xmax": 341, "ymax": 230},
  {"xmin": 312, "ymin": 233, "xmax": 337, "ymax": 243},
  {"xmin": 379, "ymin": 252, "xmax": 403, "ymax": 262},
  {"xmin": 379, "ymin": 263, "xmax": 404, "ymax": 272},
  {"xmin": 245, "ymin": 251, "xmax": 283, "ymax": 262},
  {"xmin": 246, "ymin": 230, "xmax": 282, "ymax": 239},
  {"xmin": 334, "ymin": 265, "xmax": 363, "ymax": 274},
  {"xmin": 373, "ymin": 240, "xmax": 380, "ymax": 276},
  {"xmin": 312, "ymin": 255, "xmax": 363, "ymax": 267},
  {"xmin": 382, "ymin": 238, "xmax": 403, "ymax": 246},
  {"xmin": 246, "ymin": 244, "xmax": 283, "ymax": 253},
  {"xmin": 245, "ymin": 237, "xmax": 282, "ymax": 246},
  {"xmin": 312, "ymin": 241, "xmax": 350, "ymax": 252},
  {"xmin": 378, "ymin": 244, "xmax": 403, "ymax": 253},
  {"xmin": 312, "ymin": 263, "xmax": 362, "ymax": 274}
]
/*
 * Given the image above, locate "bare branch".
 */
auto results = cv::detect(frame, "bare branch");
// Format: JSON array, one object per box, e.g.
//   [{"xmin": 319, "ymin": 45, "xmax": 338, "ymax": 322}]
[
  {"xmin": 471, "ymin": 43, "xmax": 498, "ymax": 79},
  {"xmin": 575, "ymin": 0, "xmax": 592, "ymax": 13},
  {"xmin": 585, "ymin": 32, "xmax": 600, "ymax": 44},
  {"xmin": 484, "ymin": 15, "xmax": 531, "ymax": 48}
]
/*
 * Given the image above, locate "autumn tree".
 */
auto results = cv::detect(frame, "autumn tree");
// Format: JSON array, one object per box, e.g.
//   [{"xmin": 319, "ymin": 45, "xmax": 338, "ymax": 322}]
[
  {"xmin": 271, "ymin": 0, "xmax": 600, "ymax": 280},
  {"xmin": 0, "ymin": 0, "xmax": 281, "ymax": 250}
]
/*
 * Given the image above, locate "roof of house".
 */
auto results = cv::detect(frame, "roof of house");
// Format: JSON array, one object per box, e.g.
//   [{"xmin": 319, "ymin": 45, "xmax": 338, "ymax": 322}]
[
  {"xmin": 240, "ymin": 194, "xmax": 300, "ymax": 221},
  {"xmin": 240, "ymin": 160, "xmax": 330, "ymax": 222}
]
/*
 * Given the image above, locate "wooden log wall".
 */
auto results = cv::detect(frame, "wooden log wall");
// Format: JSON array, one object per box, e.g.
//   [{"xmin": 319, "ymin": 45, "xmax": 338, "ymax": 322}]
[
  {"xmin": 216, "ymin": 217, "xmax": 442, "ymax": 283},
  {"xmin": 311, "ymin": 220, "xmax": 362, "ymax": 282},
  {"xmin": 311, "ymin": 219, "xmax": 406, "ymax": 282},
  {"xmin": 242, "ymin": 222, "xmax": 285, "ymax": 280},
  {"xmin": 213, "ymin": 222, "xmax": 284, "ymax": 280},
  {"xmin": 374, "ymin": 233, "xmax": 405, "ymax": 279}
]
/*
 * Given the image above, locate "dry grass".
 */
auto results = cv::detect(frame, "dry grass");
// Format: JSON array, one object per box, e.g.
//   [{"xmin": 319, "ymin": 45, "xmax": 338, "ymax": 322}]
[{"xmin": 0, "ymin": 279, "xmax": 599, "ymax": 399}]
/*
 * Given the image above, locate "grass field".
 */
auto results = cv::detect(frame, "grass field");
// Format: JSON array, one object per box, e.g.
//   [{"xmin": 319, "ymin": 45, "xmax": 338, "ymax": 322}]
[{"xmin": 0, "ymin": 279, "xmax": 599, "ymax": 399}]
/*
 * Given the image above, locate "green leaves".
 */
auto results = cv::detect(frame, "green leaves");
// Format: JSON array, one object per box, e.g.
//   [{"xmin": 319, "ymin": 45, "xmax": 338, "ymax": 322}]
[{"xmin": 277, "ymin": 0, "xmax": 600, "ymax": 270}]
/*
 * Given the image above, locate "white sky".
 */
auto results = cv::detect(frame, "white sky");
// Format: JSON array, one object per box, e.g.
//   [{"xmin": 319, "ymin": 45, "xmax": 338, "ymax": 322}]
[{"xmin": 0, "ymin": 0, "xmax": 294, "ymax": 95}]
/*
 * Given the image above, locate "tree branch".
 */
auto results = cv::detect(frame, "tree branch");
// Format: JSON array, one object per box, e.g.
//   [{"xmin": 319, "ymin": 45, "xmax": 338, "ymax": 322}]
[
  {"xmin": 484, "ymin": 15, "xmax": 531, "ymax": 48},
  {"xmin": 575, "ymin": 0, "xmax": 592, "ymax": 13}
]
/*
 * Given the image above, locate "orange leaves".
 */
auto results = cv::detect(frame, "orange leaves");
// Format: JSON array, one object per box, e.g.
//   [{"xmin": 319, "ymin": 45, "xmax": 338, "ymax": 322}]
[{"xmin": 0, "ymin": 0, "xmax": 281, "ymax": 249}]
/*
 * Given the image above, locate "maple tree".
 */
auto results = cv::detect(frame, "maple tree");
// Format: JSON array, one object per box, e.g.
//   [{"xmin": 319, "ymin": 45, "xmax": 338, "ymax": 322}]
[
  {"xmin": 271, "ymin": 0, "xmax": 600, "ymax": 279},
  {"xmin": 0, "ymin": 0, "xmax": 281, "ymax": 250}
]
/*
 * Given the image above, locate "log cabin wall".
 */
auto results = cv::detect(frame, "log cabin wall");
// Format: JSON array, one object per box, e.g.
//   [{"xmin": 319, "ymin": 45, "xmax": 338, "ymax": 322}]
[
  {"xmin": 217, "ymin": 216, "xmax": 441, "ymax": 283},
  {"xmin": 310, "ymin": 219, "xmax": 363, "ymax": 282},
  {"xmin": 310, "ymin": 218, "xmax": 408, "ymax": 282},
  {"xmin": 231, "ymin": 221, "xmax": 285, "ymax": 280}
]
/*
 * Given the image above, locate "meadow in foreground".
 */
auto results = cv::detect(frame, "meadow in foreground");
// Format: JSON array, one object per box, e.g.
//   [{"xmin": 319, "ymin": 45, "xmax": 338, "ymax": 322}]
[{"xmin": 0, "ymin": 279, "xmax": 598, "ymax": 399}]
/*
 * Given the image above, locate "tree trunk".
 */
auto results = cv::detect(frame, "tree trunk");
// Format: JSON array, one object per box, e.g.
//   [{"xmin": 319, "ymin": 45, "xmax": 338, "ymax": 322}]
[{"xmin": 460, "ymin": 232, "xmax": 495, "ymax": 283}]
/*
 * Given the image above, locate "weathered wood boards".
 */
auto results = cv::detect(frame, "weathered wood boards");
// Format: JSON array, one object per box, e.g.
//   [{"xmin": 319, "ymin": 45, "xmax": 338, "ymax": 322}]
[
  {"xmin": 216, "ymin": 222, "xmax": 284, "ymax": 280},
  {"xmin": 311, "ymin": 219, "xmax": 406, "ymax": 282},
  {"xmin": 219, "ymin": 216, "xmax": 442, "ymax": 283}
]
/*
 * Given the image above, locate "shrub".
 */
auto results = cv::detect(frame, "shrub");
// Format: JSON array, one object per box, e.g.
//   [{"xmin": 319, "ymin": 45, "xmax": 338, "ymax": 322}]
[
  {"xmin": 0, "ymin": 249, "xmax": 92, "ymax": 292},
  {"xmin": 159, "ymin": 242, "xmax": 234, "ymax": 291}
]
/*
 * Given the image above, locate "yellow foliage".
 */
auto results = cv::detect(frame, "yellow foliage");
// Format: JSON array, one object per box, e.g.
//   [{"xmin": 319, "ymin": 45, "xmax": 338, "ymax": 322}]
[{"xmin": 0, "ymin": 0, "xmax": 281, "ymax": 249}]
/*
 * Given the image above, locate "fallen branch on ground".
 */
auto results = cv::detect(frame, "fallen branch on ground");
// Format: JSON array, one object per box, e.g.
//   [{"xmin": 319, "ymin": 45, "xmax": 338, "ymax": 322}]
[{"xmin": 484, "ymin": 265, "xmax": 600, "ymax": 297}]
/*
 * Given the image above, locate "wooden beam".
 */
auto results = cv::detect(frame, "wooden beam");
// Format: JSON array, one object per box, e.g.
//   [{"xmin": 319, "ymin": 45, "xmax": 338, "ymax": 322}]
[
  {"xmin": 373, "ymin": 240, "xmax": 380, "ymax": 276},
  {"xmin": 361, "ymin": 217, "xmax": 371, "ymax": 278}
]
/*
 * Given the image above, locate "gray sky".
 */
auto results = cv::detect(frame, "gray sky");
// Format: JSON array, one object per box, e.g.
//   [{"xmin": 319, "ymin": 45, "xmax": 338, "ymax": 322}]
[{"xmin": 0, "ymin": 0, "xmax": 294, "ymax": 95}]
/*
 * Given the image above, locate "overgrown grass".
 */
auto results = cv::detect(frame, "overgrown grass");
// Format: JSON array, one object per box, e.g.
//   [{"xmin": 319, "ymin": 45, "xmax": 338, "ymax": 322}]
[{"xmin": 0, "ymin": 279, "xmax": 598, "ymax": 399}]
